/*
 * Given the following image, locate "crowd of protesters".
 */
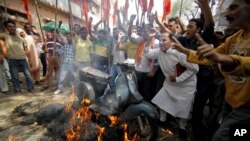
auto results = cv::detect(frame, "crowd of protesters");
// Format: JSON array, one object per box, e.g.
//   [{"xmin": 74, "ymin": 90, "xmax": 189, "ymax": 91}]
[{"xmin": 1, "ymin": 0, "xmax": 250, "ymax": 140}]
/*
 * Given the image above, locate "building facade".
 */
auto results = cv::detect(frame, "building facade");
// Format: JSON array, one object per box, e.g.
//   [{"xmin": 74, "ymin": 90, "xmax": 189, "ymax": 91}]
[{"xmin": 0, "ymin": 0, "xmax": 100, "ymax": 33}]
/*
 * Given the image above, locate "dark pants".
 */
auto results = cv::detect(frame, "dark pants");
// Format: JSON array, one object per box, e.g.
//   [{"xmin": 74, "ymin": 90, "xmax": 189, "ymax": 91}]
[
  {"xmin": 9, "ymin": 59, "xmax": 33, "ymax": 92},
  {"xmin": 212, "ymin": 102, "xmax": 250, "ymax": 141},
  {"xmin": 192, "ymin": 76, "xmax": 215, "ymax": 141},
  {"xmin": 40, "ymin": 53, "xmax": 47, "ymax": 76},
  {"xmin": 135, "ymin": 71, "xmax": 157, "ymax": 101}
]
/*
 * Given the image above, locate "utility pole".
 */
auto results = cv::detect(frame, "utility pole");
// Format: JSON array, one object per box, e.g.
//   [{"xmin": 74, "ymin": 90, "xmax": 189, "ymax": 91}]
[
  {"xmin": 3, "ymin": 0, "xmax": 8, "ymax": 20},
  {"xmin": 179, "ymin": 0, "xmax": 184, "ymax": 18},
  {"xmin": 68, "ymin": 0, "xmax": 73, "ymax": 33}
]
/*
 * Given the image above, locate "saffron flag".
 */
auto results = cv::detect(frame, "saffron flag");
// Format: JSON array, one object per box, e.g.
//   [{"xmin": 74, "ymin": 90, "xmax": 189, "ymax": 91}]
[
  {"xmin": 23, "ymin": 0, "xmax": 31, "ymax": 23},
  {"xmin": 82, "ymin": 0, "xmax": 89, "ymax": 30},
  {"xmin": 147, "ymin": 0, "xmax": 154, "ymax": 14},
  {"xmin": 138, "ymin": 0, "xmax": 147, "ymax": 13},
  {"xmin": 113, "ymin": 0, "xmax": 118, "ymax": 27},
  {"xmin": 162, "ymin": 0, "xmax": 171, "ymax": 22},
  {"xmin": 102, "ymin": 0, "xmax": 110, "ymax": 25}
]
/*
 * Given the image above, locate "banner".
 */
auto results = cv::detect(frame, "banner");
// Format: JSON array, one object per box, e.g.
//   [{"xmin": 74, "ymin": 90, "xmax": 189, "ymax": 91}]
[
  {"xmin": 113, "ymin": 0, "xmax": 118, "ymax": 27},
  {"xmin": 23, "ymin": 0, "xmax": 31, "ymax": 23},
  {"xmin": 138, "ymin": 0, "xmax": 147, "ymax": 13},
  {"xmin": 102, "ymin": 0, "xmax": 110, "ymax": 25},
  {"xmin": 147, "ymin": 0, "xmax": 154, "ymax": 14},
  {"xmin": 82, "ymin": 0, "xmax": 89, "ymax": 30},
  {"xmin": 162, "ymin": 0, "xmax": 171, "ymax": 22}
]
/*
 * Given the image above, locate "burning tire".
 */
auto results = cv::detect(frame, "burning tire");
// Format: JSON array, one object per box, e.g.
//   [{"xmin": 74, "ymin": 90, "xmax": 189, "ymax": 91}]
[
  {"xmin": 75, "ymin": 82, "xmax": 95, "ymax": 104},
  {"xmin": 125, "ymin": 116, "xmax": 159, "ymax": 141}
]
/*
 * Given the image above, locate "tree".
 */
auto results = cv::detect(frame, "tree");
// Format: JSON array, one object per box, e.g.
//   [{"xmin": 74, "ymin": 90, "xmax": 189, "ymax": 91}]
[{"xmin": 168, "ymin": 0, "xmax": 199, "ymax": 22}]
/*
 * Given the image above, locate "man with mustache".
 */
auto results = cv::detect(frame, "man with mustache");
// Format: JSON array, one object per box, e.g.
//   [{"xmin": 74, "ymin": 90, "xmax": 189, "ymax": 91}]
[{"xmin": 144, "ymin": 33, "xmax": 198, "ymax": 139}]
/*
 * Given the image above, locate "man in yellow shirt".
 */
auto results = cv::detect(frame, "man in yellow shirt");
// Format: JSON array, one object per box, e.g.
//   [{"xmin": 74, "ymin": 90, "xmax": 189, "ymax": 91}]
[
  {"xmin": 121, "ymin": 27, "xmax": 140, "ymax": 59},
  {"xmin": 171, "ymin": 1, "xmax": 250, "ymax": 140},
  {"xmin": 75, "ymin": 27, "xmax": 93, "ymax": 68}
]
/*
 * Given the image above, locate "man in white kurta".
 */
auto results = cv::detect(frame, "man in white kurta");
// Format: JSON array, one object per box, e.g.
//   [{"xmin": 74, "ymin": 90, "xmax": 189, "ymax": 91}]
[{"xmin": 145, "ymin": 33, "xmax": 198, "ymax": 134}]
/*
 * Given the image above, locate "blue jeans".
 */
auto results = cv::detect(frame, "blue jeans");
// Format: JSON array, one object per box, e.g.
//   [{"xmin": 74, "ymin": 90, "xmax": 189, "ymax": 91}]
[
  {"xmin": 58, "ymin": 62, "xmax": 77, "ymax": 90},
  {"xmin": 8, "ymin": 59, "xmax": 33, "ymax": 92},
  {"xmin": 212, "ymin": 101, "xmax": 250, "ymax": 141},
  {"xmin": 110, "ymin": 64, "xmax": 122, "ymax": 92}
]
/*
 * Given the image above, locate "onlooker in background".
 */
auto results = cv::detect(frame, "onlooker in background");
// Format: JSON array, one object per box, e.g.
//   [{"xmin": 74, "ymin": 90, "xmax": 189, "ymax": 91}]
[
  {"xmin": 24, "ymin": 24, "xmax": 45, "ymax": 78},
  {"xmin": 17, "ymin": 28, "xmax": 41, "ymax": 84},
  {"xmin": 130, "ymin": 25, "xmax": 160, "ymax": 101},
  {"xmin": 165, "ymin": 17, "xmax": 179, "ymax": 34},
  {"xmin": 110, "ymin": 29, "xmax": 126, "ymax": 92},
  {"xmin": 40, "ymin": 29, "xmax": 65, "ymax": 91},
  {"xmin": 0, "ymin": 20, "xmax": 34, "ymax": 93},
  {"xmin": 75, "ymin": 27, "xmax": 93, "ymax": 69},
  {"xmin": 0, "ymin": 38, "xmax": 9, "ymax": 94},
  {"xmin": 73, "ymin": 24, "xmax": 81, "ymax": 42},
  {"xmin": 89, "ymin": 29, "xmax": 113, "ymax": 73}
]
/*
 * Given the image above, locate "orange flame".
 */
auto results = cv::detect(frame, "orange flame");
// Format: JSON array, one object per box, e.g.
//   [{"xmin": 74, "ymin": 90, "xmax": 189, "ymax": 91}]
[
  {"xmin": 108, "ymin": 115, "xmax": 119, "ymax": 127},
  {"xmin": 66, "ymin": 128, "xmax": 78, "ymax": 141},
  {"xmin": 81, "ymin": 98, "xmax": 91, "ymax": 105},
  {"xmin": 97, "ymin": 125, "xmax": 105, "ymax": 141},
  {"xmin": 65, "ymin": 85, "xmax": 93, "ymax": 141},
  {"xmin": 122, "ymin": 123, "xmax": 140, "ymax": 141},
  {"xmin": 161, "ymin": 128, "xmax": 174, "ymax": 136},
  {"xmin": 65, "ymin": 85, "xmax": 77, "ymax": 112},
  {"xmin": 8, "ymin": 135, "xmax": 14, "ymax": 141}
]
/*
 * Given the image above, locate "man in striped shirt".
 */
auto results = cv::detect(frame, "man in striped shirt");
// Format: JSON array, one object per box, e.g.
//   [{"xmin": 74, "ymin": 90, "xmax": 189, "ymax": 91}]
[{"xmin": 41, "ymin": 29, "xmax": 66, "ymax": 91}]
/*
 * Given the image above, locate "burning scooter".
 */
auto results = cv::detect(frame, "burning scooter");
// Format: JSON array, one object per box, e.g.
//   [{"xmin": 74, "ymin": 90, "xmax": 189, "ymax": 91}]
[{"xmin": 75, "ymin": 59, "xmax": 159, "ymax": 140}]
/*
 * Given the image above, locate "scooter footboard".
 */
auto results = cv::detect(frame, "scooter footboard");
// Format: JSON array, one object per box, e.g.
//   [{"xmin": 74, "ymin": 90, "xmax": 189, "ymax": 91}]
[{"xmin": 121, "ymin": 101, "xmax": 159, "ymax": 120}]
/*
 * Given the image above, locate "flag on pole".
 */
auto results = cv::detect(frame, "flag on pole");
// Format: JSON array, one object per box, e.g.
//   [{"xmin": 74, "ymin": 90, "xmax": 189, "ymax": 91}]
[
  {"xmin": 82, "ymin": 0, "xmax": 89, "ymax": 30},
  {"xmin": 125, "ymin": 0, "xmax": 129, "ymax": 10},
  {"xmin": 138, "ymin": 0, "xmax": 147, "ymax": 13},
  {"xmin": 113, "ymin": 0, "xmax": 118, "ymax": 27},
  {"xmin": 147, "ymin": 0, "xmax": 154, "ymax": 14},
  {"xmin": 124, "ymin": 0, "xmax": 129, "ymax": 21},
  {"xmin": 23, "ymin": 0, "xmax": 31, "ymax": 23},
  {"xmin": 162, "ymin": 0, "xmax": 171, "ymax": 22},
  {"xmin": 102, "ymin": 0, "xmax": 110, "ymax": 25}
]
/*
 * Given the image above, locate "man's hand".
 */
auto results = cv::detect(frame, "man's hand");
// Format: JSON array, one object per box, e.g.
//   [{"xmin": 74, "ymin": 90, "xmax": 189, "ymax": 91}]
[
  {"xmin": 146, "ymin": 71, "xmax": 156, "ymax": 77},
  {"xmin": 169, "ymin": 76, "xmax": 176, "ymax": 82},
  {"xmin": 171, "ymin": 36, "xmax": 190, "ymax": 55},
  {"xmin": 195, "ymin": 0, "xmax": 209, "ymax": 9},
  {"xmin": 154, "ymin": 12, "xmax": 161, "ymax": 25},
  {"xmin": 195, "ymin": 33, "xmax": 221, "ymax": 62}
]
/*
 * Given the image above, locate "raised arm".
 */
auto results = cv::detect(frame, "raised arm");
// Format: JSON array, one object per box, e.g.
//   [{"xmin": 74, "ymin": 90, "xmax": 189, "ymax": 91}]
[
  {"xmin": 175, "ymin": 17, "xmax": 186, "ymax": 34},
  {"xmin": 93, "ymin": 18, "xmax": 103, "ymax": 32},
  {"xmin": 128, "ymin": 14, "xmax": 137, "ymax": 36},
  {"xmin": 196, "ymin": 0, "xmax": 214, "ymax": 27},
  {"xmin": 154, "ymin": 12, "xmax": 172, "ymax": 33}
]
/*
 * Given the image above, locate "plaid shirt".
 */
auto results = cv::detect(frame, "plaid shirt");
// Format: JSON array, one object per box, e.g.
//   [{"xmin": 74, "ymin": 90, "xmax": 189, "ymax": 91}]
[{"xmin": 58, "ymin": 43, "xmax": 75, "ymax": 63}]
